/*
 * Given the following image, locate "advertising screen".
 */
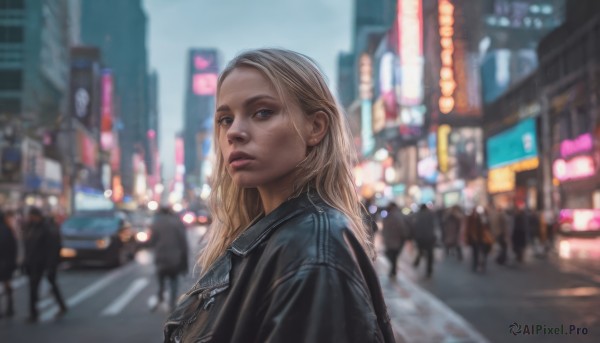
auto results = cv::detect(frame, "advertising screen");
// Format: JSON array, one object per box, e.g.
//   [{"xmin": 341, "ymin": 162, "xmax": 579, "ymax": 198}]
[
  {"xmin": 190, "ymin": 49, "xmax": 219, "ymax": 97},
  {"xmin": 486, "ymin": 118, "xmax": 538, "ymax": 168}
]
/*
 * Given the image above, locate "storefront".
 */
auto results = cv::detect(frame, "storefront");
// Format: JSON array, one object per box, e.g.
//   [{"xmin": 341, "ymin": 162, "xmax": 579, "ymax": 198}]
[
  {"xmin": 552, "ymin": 131, "xmax": 600, "ymax": 233},
  {"xmin": 486, "ymin": 118, "xmax": 541, "ymax": 210}
]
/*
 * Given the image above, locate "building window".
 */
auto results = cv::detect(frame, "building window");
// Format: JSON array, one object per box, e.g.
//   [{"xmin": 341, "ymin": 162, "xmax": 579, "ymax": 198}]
[
  {"xmin": 0, "ymin": 0, "xmax": 25, "ymax": 9},
  {"xmin": 0, "ymin": 25, "xmax": 23, "ymax": 43},
  {"xmin": 0, "ymin": 70, "xmax": 21, "ymax": 90}
]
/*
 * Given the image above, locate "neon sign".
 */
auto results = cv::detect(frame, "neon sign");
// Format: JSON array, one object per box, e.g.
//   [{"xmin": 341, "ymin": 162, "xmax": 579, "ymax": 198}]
[
  {"xmin": 560, "ymin": 133, "xmax": 593, "ymax": 158},
  {"xmin": 193, "ymin": 73, "xmax": 218, "ymax": 96},
  {"xmin": 437, "ymin": 124, "xmax": 451, "ymax": 173},
  {"xmin": 553, "ymin": 155, "xmax": 596, "ymax": 182},
  {"xmin": 438, "ymin": 0, "xmax": 456, "ymax": 114},
  {"xmin": 398, "ymin": 0, "xmax": 423, "ymax": 106}
]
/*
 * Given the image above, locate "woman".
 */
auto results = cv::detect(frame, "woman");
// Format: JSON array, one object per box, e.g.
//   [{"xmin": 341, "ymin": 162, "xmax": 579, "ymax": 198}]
[
  {"xmin": 0, "ymin": 210, "xmax": 18, "ymax": 317},
  {"xmin": 164, "ymin": 49, "xmax": 395, "ymax": 343}
]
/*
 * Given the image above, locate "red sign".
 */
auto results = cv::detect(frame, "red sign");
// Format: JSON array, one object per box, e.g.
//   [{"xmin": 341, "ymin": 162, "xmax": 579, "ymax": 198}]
[{"xmin": 553, "ymin": 155, "xmax": 596, "ymax": 182}]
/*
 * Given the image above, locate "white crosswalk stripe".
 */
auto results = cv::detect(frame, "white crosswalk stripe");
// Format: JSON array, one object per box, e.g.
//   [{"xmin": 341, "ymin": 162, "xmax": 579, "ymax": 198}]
[
  {"xmin": 39, "ymin": 262, "xmax": 137, "ymax": 322},
  {"xmin": 101, "ymin": 277, "xmax": 149, "ymax": 316}
]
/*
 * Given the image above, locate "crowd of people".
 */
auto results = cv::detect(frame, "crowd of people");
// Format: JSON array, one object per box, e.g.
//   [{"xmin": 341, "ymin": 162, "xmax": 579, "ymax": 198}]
[{"xmin": 377, "ymin": 201, "xmax": 557, "ymax": 278}]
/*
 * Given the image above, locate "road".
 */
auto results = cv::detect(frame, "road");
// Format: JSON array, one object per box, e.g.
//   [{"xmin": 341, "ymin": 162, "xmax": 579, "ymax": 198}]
[
  {"xmin": 2, "ymin": 226, "xmax": 599, "ymax": 343},
  {"xmin": 0, "ymin": 226, "xmax": 206, "ymax": 343}
]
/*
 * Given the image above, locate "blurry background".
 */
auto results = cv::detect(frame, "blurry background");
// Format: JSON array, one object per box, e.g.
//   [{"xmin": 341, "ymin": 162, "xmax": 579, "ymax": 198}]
[{"xmin": 1, "ymin": 0, "xmax": 600, "ymax": 342}]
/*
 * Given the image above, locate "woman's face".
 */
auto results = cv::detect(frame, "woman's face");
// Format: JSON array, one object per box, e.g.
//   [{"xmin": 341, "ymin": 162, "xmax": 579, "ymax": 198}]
[{"xmin": 215, "ymin": 67, "xmax": 309, "ymax": 191}]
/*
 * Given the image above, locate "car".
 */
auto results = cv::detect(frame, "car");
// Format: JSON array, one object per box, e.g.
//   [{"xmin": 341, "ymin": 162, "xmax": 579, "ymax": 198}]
[
  {"xmin": 122, "ymin": 209, "xmax": 153, "ymax": 248},
  {"xmin": 195, "ymin": 208, "xmax": 213, "ymax": 225},
  {"xmin": 59, "ymin": 211, "xmax": 138, "ymax": 267}
]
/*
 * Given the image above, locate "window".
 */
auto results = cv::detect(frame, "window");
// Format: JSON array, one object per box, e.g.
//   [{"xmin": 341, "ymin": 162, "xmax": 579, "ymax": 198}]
[
  {"xmin": 0, "ymin": 25, "xmax": 24, "ymax": 43},
  {"xmin": 0, "ymin": 70, "xmax": 22, "ymax": 90}
]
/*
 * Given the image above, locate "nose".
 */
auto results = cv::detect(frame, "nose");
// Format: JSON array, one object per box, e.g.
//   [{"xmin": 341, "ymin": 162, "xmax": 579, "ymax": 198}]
[{"xmin": 226, "ymin": 118, "xmax": 249, "ymax": 144}]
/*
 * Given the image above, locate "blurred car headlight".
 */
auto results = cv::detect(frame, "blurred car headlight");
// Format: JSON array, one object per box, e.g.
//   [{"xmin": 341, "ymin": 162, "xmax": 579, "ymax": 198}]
[
  {"xmin": 197, "ymin": 215, "xmax": 208, "ymax": 224},
  {"xmin": 183, "ymin": 212, "xmax": 195, "ymax": 225},
  {"xmin": 96, "ymin": 237, "xmax": 112, "ymax": 249},
  {"xmin": 136, "ymin": 231, "xmax": 149, "ymax": 243}
]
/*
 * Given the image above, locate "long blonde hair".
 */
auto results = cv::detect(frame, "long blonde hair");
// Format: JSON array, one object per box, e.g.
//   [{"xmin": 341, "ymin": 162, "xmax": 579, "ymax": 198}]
[{"xmin": 198, "ymin": 48, "xmax": 374, "ymax": 273}]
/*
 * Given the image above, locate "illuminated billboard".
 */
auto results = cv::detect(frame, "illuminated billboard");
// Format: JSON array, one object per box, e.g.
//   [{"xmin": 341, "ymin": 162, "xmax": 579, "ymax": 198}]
[
  {"xmin": 398, "ymin": 0, "xmax": 424, "ymax": 106},
  {"xmin": 486, "ymin": 118, "xmax": 538, "ymax": 169},
  {"xmin": 190, "ymin": 49, "xmax": 219, "ymax": 96}
]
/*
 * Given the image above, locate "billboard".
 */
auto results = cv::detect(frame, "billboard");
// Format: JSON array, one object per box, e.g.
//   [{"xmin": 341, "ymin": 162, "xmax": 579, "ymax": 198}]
[
  {"xmin": 70, "ymin": 47, "xmax": 101, "ymax": 131},
  {"xmin": 398, "ymin": 0, "xmax": 424, "ymax": 106},
  {"xmin": 190, "ymin": 49, "xmax": 219, "ymax": 96},
  {"xmin": 486, "ymin": 118, "xmax": 538, "ymax": 168}
]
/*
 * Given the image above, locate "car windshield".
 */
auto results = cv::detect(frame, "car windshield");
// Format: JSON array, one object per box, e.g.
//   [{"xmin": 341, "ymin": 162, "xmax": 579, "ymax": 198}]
[{"xmin": 62, "ymin": 216, "xmax": 120, "ymax": 233}]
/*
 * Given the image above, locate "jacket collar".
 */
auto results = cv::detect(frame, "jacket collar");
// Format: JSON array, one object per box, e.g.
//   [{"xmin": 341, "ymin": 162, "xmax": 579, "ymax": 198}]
[
  {"xmin": 229, "ymin": 190, "xmax": 324, "ymax": 257},
  {"xmin": 184, "ymin": 190, "xmax": 324, "ymax": 298}
]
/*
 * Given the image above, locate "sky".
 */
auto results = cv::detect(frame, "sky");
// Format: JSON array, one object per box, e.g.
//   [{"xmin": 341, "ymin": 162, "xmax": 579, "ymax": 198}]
[{"xmin": 142, "ymin": 0, "xmax": 354, "ymax": 181}]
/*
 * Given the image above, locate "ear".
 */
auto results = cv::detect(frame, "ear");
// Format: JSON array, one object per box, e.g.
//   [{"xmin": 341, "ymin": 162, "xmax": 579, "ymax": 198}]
[{"xmin": 306, "ymin": 111, "xmax": 329, "ymax": 146}]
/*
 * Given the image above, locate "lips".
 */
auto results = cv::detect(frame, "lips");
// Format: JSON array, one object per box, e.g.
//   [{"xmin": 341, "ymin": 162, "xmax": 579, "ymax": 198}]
[{"xmin": 228, "ymin": 151, "xmax": 255, "ymax": 164}]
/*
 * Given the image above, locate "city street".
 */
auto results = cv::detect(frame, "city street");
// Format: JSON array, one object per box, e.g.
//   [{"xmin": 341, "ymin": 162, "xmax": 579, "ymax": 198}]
[
  {"xmin": 2, "ymin": 224, "xmax": 598, "ymax": 343},
  {"xmin": 0, "ymin": 227, "xmax": 206, "ymax": 343},
  {"xmin": 376, "ymin": 235, "xmax": 600, "ymax": 343}
]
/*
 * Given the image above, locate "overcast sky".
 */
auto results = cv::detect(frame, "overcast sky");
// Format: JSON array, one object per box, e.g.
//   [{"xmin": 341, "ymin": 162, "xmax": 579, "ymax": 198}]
[{"xmin": 142, "ymin": 0, "xmax": 354, "ymax": 180}]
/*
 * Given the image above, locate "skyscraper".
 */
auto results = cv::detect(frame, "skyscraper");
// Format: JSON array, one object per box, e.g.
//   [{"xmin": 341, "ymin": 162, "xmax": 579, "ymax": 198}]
[{"xmin": 80, "ymin": 0, "xmax": 150, "ymax": 196}]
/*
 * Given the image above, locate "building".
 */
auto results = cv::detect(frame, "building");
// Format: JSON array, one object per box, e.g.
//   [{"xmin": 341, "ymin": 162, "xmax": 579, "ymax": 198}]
[
  {"xmin": 80, "ymin": 0, "xmax": 150, "ymax": 198},
  {"xmin": 0, "ymin": 0, "xmax": 77, "ymax": 211},
  {"xmin": 537, "ymin": 0, "xmax": 600, "ymax": 234},
  {"xmin": 183, "ymin": 48, "xmax": 221, "ymax": 201}
]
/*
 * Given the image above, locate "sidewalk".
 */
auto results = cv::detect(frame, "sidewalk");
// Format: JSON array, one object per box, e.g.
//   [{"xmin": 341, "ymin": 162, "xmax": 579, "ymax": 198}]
[{"xmin": 376, "ymin": 255, "xmax": 490, "ymax": 343}]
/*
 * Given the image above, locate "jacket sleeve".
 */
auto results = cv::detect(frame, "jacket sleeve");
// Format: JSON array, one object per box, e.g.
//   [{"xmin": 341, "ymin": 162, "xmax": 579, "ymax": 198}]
[{"xmin": 257, "ymin": 264, "xmax": 383, "ymax": 343}]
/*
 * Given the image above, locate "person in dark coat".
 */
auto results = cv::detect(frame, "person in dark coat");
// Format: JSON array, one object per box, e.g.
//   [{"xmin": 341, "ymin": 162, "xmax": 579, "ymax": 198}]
[
  {"xmin": 465, "ymin": 206, "xmax": 494, "ymax": 273},
  {"xmin": 441, "ymin": 205, "xmax": 463, "ymax": 261},
  {"xmin": 150, "ymin": 206, "xmax": 189, "ymax": 311},
  {"xmin": 512, "ymin": 207, "xmax": 529, "ymax": 263},
  {"xmin": 0, "ymin": 210, "xmax": 18, "ymax": 317},
  {"xmin": 163, "ymin": 49, "xmax": 395, "ymax": 343},
  {"xmin": 22, "ymin": 207, "xmax": 67, "ymax": 322},
  {"xmin": 381, "ymin": 202, "xmax": 410, "ymax": 277},
  {"xmin": 412, "ymin": 204, "xmax": 437, "ymax": 278}
]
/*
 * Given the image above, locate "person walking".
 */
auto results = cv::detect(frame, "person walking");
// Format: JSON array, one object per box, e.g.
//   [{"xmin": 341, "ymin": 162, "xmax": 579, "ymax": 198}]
[
  {"xmin": 22, "ymin": 207, "xmax": 67, "ymax": 323},
  {"xmin": 512, "ymin": 207, "xmax": 529, "ymax": 264},
  {"xmin": 412, "ymin": 204, "xmax": 437, "ymax": 278},
  {"xmin": 0, "ymin": 210, "xmax": 18, "ymax": 318},
  {"xmin": 488, "ymin": 205, "xmax": 509, "ymax": 265},
  {"xmin": 163, "ymin": 48, "xmax": 395, "ymax": 343},
  {"xmin": 381, "ymin": 202, "xmax": 410, "ymax": 277},
  {"xmin": 441, "ymin": 205, "xmax": 463, "ymax": 261},
  {"xmin": 466, "ymin": 206, "xmax": 494, "ymax": 273},
  {"xmin": 150, "ymin": 206, "xmax": 189, "ymax": 311}
]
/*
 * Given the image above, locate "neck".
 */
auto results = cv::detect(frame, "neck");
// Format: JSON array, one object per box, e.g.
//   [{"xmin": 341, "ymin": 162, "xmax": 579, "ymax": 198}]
[{"xmin": 258, "ymin": 186, "xmax": 295, "ymax": 215}]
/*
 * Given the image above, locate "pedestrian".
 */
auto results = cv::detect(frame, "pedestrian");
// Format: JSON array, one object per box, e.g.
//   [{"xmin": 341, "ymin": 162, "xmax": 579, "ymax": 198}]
[
  {"xmin": 488, "ymin": 204, "xmax": 509, "ymax": 265},
  {"xmin": 0, "ymin": 210, "xmax": 18, "ymax": 318},
  {"xmin": 466, "ymin": 206, "xmax": 494, "ymax": 273},
  {"xmin": 381, "ymin": 202, "xmax": 410, "ymax": 277},
  {"xmin": 22, "ymin": 207, "xmax": 67, "ymax": 323},
  {"xmin": 164, "ymin": 48, "xmax": 395, "ymax": 343},
  {"xmin": 441, "ymin": 205, "xmax": 463, "ymax": 261},
  {"xmin": 411, "ymin": 204, "xmax": 437, "ymax": 278},
  {"xmin": 150, "ymin": 206, "xmax": 189, "ymax": 311},
  {"xmin": 512, "ymin": 207, "xmax": 529, "ymax": 263}
]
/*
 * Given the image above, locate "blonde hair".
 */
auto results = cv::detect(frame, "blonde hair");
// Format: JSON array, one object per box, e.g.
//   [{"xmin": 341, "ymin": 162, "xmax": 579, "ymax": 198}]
[{"xmin": 198, "ymin": 48, "xmax": 374, "ymax": 273}]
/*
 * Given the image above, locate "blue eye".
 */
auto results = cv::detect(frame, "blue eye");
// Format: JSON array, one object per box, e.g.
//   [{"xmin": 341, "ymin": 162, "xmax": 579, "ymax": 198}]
[
  {"xmin": 216, "ymin": 116, "xmax": 233, "ymax": 127},
  {"xmin": 254, "ymin": 109, "xmax": 274, "ymax": 119}
]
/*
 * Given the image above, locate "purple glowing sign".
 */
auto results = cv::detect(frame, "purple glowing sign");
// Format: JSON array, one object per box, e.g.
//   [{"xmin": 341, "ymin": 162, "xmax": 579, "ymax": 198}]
[{"xmin": 560, "ymin": 133, "xmax": 593, "ymax": 158}]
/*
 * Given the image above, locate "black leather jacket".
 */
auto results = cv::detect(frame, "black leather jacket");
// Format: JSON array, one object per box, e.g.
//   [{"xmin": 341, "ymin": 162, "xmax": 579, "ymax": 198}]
[{"xmin": 164, "ymin": 191, "xmax": 396, "ymax": 343}]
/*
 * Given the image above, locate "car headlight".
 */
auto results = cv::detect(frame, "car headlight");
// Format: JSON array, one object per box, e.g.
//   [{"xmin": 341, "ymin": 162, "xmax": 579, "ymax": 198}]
[
  {"xmin": 135, "ymin": 231, "xmax": 149, "ymax": 243},
  {"xmin": 96, "ymin": 237, "xmax": 112, "ymax": 249}
]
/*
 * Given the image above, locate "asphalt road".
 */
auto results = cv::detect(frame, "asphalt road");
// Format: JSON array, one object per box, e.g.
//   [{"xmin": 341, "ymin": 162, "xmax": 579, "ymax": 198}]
[{"xmin": 2, "ymin": 225, "xmax": 599, "ymax": 343}]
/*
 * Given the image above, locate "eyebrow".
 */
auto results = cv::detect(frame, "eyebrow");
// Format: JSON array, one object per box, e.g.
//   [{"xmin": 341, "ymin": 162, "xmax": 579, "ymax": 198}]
[{"xmin": 216, "ymin": 94, "xmax": 278, "ymax": 113}]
